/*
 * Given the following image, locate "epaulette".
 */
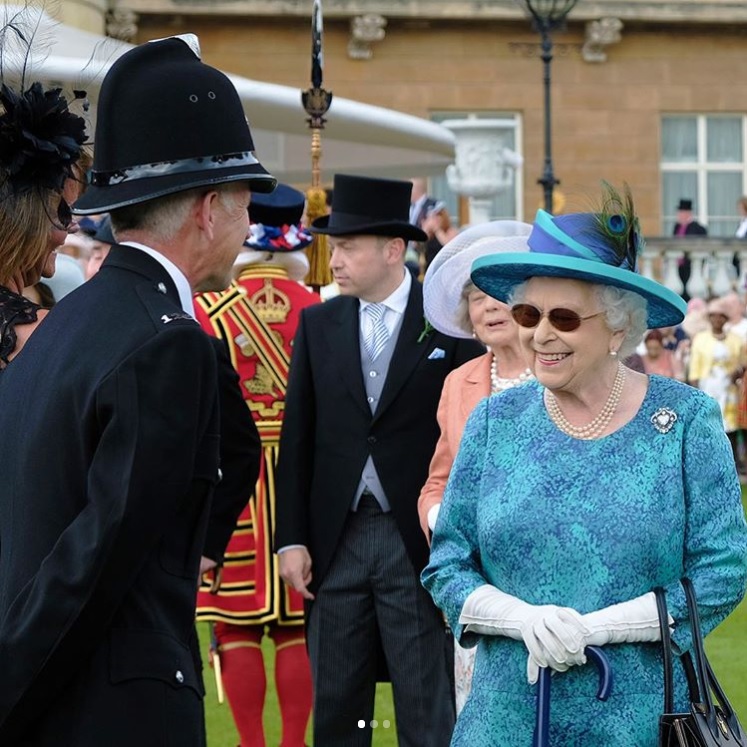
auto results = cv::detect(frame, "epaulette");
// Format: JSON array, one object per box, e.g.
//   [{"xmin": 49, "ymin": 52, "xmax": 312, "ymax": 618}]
[{"xmin": 136, "ymin": 280, "xmax": 200, "ymax": 331}]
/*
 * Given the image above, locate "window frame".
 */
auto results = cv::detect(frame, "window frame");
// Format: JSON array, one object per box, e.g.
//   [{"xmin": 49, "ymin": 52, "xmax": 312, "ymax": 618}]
[{"xmin": 660, "ymin": 113, "xmax": 747, "ymax": 236}]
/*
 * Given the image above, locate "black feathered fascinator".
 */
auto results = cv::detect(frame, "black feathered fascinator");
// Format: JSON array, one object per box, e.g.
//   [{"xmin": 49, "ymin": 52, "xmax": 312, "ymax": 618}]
[
  {"xmin": 0, "ymin": 6, "xmax": 87, "ymax": 197},
  {"xmin": 0, "ymin": 82, "xmax": 87, "ymax": 194}
]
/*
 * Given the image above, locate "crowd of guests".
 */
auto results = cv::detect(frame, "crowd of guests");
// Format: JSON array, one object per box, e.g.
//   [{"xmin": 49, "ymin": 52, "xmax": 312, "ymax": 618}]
[
  {"xmin": 625, "ymin": 291, "xmax": 747, "ymax": 474},
  {"xmin": 0, "ymin": 16, "xmax": 746, "ymax": 747}
]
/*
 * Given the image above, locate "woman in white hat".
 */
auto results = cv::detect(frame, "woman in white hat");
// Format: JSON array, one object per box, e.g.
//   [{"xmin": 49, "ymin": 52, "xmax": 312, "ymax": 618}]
[
  {"xmin": 422, "ymin": 185, "xmax": 747, "ymax": 745},
  {"xmin": 419, "ymin": 221, "xmax": 533, "ymax": 536},
  {"xmin": 419, "ymin": 219, "xmax": 533, "ymax": 712}
]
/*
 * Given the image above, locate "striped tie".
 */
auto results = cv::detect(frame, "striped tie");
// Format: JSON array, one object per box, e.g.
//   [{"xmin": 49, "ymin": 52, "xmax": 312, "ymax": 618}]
[{"xmin": 364, "ymin": 303, "xmax": 389, "ymax": 361}]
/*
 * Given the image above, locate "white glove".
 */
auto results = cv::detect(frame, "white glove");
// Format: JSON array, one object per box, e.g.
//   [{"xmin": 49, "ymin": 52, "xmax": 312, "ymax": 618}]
[
  {"xmin": 427, "ymin": 503, "xmax": 441, "ymax": 531},
  {"xmin": 459, "ymin": 585, "xmax": 591, "ymax": 684},
  {"xmin": 582, "ymin": 591, "xmax": 664, "ymax": 646}
]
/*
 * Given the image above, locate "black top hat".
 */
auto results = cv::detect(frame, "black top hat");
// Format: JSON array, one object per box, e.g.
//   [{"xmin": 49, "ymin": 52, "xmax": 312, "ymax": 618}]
[
  {"xmin": 311, "ymin": 174, "xmax": 427, "ymax": 242},
  {"xmin": 677, "ymin": 198, "xmax": 693, "ymax": 211},
  {"xmin": 74, "ymin": 35, "xmax": 276, "ymax": 215}
]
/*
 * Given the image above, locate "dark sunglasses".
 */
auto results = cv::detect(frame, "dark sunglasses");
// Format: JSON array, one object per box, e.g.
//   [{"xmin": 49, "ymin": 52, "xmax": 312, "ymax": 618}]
[
  {"xmin": 511, "ymin": 303, "xmax": 604, "ymax": 332},
  {"xmin": 54, "ymin": 199, "xmax": 74, "ymax": 231}
]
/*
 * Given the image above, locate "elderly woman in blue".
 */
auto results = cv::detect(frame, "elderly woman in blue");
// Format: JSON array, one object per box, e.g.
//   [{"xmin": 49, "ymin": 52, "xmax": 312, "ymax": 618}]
[{"xmin": 422, "ymin": 185, "xmax": 747, "ymax": 746}]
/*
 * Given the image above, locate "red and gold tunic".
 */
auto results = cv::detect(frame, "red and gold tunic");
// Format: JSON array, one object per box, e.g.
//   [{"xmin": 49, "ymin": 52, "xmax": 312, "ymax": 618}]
[{"xmin": 195, "ymin": 264, "xmax": 321, "ymax": 625}]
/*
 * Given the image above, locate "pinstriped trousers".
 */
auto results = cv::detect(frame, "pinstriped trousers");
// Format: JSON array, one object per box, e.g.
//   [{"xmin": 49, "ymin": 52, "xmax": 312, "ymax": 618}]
[{"xmin": 307, "ymin": 496, "xmax": 455, "ymax": 746}]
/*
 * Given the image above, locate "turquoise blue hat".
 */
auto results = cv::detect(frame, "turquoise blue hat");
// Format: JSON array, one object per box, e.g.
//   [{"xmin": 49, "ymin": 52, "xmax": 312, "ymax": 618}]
[{"xmin": 471, "ymin": 208, "xmax": 687, "ymax": 329}]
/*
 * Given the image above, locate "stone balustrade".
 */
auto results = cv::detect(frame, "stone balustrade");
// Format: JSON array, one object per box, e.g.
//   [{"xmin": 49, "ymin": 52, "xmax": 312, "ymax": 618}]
[{"xmin": 641, "ymin": 237, "xmax": 747, "ymax": 300}]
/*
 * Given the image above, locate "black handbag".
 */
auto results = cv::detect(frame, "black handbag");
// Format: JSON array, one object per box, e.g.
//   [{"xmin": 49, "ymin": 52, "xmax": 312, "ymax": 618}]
[{"xmin": 655, "ymin": 578, "xmax": 745, "ymax": 747}]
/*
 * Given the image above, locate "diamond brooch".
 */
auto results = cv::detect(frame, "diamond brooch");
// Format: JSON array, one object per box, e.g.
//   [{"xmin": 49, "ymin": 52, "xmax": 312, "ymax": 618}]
[{"xmin": 651, "ymin": 407, "xmax": 678, "ymax": 434}]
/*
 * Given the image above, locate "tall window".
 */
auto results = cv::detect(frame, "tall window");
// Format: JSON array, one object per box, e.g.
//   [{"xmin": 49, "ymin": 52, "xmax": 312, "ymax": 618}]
[
  {"xmin": 429, "ymin": 112, "xmax": 523, "ymax": 225},
  {"xmin": 661, "ymin": 115, "xmax": 747, "ymax": 236}
]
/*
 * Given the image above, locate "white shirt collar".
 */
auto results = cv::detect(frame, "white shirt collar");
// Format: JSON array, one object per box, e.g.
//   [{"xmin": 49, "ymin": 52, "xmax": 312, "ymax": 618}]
[
  {"xmin": 120, "ymin": 242, "xmax": 195, "ymax": 317},
  {"xmin": 359, "ymin": 269, "xmax": 411, "ymax": 317}
]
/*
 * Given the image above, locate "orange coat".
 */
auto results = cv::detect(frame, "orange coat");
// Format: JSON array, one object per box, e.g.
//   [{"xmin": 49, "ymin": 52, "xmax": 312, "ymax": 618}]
[{"xmin": 417, "ymin": 351, "xmax": 491, "ymax": 538}]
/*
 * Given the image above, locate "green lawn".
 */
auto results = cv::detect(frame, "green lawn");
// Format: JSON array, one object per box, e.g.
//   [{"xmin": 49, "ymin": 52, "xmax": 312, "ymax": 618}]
[
  {"xmin": 199, "ymin": 625, "xmax": 396, "ymax": 746},
  {"xmin": 202, "ymin": 494, "xmax": 747, "ymax": 746},
  {"xmin": 707, "ymin": 594, "xmax": 747, "ymax": 718}
]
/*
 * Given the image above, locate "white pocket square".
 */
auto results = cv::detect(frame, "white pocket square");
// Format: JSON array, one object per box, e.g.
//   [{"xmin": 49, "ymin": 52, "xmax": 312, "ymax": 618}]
[{"xmin": 428, "ymin": 347, "xmax": 446, "ymax": 360}]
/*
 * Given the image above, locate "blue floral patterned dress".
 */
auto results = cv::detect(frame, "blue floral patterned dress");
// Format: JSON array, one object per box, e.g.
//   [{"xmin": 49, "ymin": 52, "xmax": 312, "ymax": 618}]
[{"xmin": 422, "ymin": 375, "xmax": 747, "ymax": 746}]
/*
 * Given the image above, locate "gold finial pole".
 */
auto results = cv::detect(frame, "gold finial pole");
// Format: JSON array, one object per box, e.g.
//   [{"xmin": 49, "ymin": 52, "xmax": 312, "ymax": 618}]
[
  {"xmin": 302, "ymin": 0, "xmax": 334, "ymax": 292},
  {"xmin": 311, "ymin": 128, "xmax": 322, "ymax": 188}
]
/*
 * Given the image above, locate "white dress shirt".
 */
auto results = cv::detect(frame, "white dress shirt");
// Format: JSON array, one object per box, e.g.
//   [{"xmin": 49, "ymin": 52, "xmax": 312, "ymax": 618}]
[{"xmin": 358, "ymin": 268, "xmax": 411, "ymax": 339}]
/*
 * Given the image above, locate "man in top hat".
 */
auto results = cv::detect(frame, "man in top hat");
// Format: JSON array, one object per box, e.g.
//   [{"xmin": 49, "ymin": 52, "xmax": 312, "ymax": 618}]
[
  {"xmin": 672, "ymin": 198, "xmax": 708, "ymax": 300},
  {"xmin": 673, "ymin": 198, "xmax": 707, "ymax": 238},
  {"xmin": 0, "ymin": 34, "xmax": 275, "ymax": 746},
  {"xmin": 195, "ymin": 183, "xmax": 319, "ymax": 747},
  {"xmin": 275, "ymin": 173, "xmax": 483, "ymax": 746}
]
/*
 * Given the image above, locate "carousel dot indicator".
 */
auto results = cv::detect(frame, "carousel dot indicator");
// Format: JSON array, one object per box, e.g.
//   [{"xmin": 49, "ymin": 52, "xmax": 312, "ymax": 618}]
[
  {"xmin": 383, "ymin": 720, "xmax": 391, "ymax": 728},
  {"xmin": 357, "ymin": 720, "xmax": 365, "ymax": 729},
  {"xmin": 370, "ymin": 720, "xmax": 378, "ymax": 728}
]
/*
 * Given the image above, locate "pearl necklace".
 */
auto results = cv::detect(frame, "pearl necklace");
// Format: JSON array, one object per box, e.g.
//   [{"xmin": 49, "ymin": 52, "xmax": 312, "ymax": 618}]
[
  {"xmin": 545, "ymin": 362, "xmax": 627, "ymax": 440},
  {"xmin": 490, "ymin": 353, "xmax": 534, "ymax": 393}
]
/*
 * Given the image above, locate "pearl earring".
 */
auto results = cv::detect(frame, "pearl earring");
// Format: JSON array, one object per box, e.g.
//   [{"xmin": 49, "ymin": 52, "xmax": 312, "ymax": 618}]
[{"xmin": 610, "ymin": 350, "xmax": 618, "ymax": 357}]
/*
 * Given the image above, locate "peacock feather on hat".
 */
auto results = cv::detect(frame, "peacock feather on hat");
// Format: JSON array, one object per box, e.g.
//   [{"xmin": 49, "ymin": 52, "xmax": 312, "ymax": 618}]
[{"xmin": 585, "ymin": 181, "xmax": 644, "ymax": 272}]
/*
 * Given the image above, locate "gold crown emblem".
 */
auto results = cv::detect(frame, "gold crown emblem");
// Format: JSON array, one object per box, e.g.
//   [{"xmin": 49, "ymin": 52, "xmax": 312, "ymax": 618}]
[{"xmin": 251, "ymin": 278, "xmax": 291, "ymax": 324}]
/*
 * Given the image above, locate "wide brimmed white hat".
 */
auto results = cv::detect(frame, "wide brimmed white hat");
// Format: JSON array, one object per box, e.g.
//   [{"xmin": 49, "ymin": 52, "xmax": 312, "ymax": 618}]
[{"xmin": 423, "ymin": 220, "xmax": 532, "ymax": 338}]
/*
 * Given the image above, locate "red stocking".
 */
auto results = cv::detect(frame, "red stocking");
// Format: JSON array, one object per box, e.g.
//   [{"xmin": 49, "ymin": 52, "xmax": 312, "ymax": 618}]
[
  {"xmin": 271, "ymin": 625, "xmax": 313, "ymax": 747},
  {"xmin": 215, "ymin": 622, "xmax": 266, "ymax": 747}
]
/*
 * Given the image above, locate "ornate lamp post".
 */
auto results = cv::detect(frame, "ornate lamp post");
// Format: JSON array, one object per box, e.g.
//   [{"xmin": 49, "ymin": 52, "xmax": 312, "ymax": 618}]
[{"xmin": 517, "ymin": 0, "xmax": 578, "ymax": 214}]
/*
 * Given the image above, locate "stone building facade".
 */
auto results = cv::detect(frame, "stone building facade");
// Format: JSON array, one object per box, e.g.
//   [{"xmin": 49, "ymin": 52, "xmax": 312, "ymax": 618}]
[{"xmin": 61, "ymin": 0, "xmax": 747, "ymax": 236}]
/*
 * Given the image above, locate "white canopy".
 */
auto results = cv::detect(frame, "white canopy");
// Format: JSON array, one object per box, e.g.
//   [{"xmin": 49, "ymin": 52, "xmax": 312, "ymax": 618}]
[{"xmin": 12, "ymin": 13, "xmax": 454, "ymax": 181}]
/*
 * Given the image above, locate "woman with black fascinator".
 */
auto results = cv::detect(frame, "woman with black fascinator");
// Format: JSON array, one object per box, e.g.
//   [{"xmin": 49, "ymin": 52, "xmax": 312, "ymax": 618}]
[{"xmin": 0, "ymin": 37, "xmax": 88, "ymax": 367}]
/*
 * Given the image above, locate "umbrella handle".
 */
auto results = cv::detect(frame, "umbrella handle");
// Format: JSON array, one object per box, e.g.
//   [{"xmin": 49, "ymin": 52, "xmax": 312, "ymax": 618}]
[
  {"xmin": 532, "ymin": 646, "xmax": 613, "ymax": 747},
  {"xmin": 585, "ymin": 645, "xmax": 613, "ymax": 701}
]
